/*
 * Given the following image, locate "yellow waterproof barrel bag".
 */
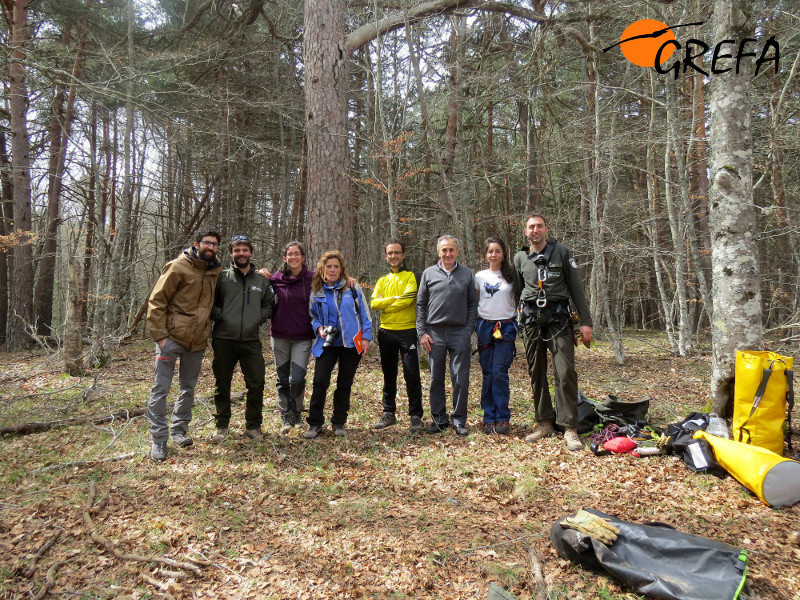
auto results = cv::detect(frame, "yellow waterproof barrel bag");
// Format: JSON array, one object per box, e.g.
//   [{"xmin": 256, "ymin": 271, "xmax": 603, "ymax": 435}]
[
  {"xmin": 695, "ymin": 430, "xmax": 800, "ymax": 507},
  {"xmin": 733, "ymin": 351, "xmax": 794, "ymax": 456}
]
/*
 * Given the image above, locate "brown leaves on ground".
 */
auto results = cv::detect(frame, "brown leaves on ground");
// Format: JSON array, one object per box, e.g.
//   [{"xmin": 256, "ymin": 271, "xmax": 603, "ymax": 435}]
[{"xmin": 1, "ymin": 332, "xmax": 799, "ymax": 599}]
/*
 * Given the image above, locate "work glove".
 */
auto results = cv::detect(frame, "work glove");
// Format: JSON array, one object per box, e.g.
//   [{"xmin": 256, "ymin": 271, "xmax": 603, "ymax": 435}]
[
  {"xmin": 560, "ymin": 509, "xmax": 620, "ymax": 545},
  {"xmin": 655, "ymin": 433, "xmax": 671, "ymax": 449}
]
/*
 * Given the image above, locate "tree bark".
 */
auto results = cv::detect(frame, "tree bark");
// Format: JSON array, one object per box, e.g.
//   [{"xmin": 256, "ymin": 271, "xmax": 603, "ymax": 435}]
[
  {"xmin": 0, "ymin": 131, "xmax": 13, "ymax": 345},
  {"xmin": 303, "ymin": 0, "xmax": 352, "ymax": 264},
  {"xmin": 709, "ymin": 0, "xmax": 762, "ymax": 415},
  {"xmin": 64, "ymin": 256, "xmax": 85, "ymax": 376},
  {"xmin": 5, "ymin": 0, "xmax": 35, "ymax": 350}
]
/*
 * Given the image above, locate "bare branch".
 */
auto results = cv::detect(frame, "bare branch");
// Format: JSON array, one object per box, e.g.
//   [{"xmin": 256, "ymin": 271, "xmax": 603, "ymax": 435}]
[
  {"xmin": 21, "ymin": 531, "xmax": 62, "ymax": 579},
  {"xmin": 32, "ymin": 560, "xmax": 68, "ymax": 600},
  {"xmin": 83, "ymin": 481, "xmax": 203, "ymax": 575},
  {"xmin": 28, "ymin": 452, "xmax": 137, "ymax": 475}
]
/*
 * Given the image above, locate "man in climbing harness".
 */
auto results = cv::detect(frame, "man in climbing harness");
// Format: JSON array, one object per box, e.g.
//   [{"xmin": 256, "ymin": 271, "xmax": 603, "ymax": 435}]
[{"xmin": 514, "ymin": 214, "xmax": 593, "ymax": 451}]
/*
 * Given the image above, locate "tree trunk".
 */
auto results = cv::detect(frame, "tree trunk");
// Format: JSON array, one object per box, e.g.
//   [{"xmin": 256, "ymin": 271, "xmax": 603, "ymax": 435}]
[
  {"xmin": 0, "ymin": 131, "xmax": 13, "ymax": 345},
  {"xmin": 104, "ymin": 0, "xmax": 137, "ymax": 334},
  {"xmin": 64, "ymin": 255, "xmax": 85, "ymax": 376},
  {"xmin": 303, "ymin": 0, "xmax": 352, "ymax": 264},
  {"xmin": 645, "ymin": 74, "xmax": 676, "ymax": 350},
  {"xmin": 709, "ymin": 0, "xmax": 762, "ymax": 416},
  {"xmin": 5, "ymin": 0, "xmax": 35, "ymax": 350},
  {"xmin": 584, "ymin": 32, "xmax": 623, "ymax": 364},
  {"xmin": 663, "ymin": 86, "xmax": 691, "ymax": 356},
  {"xmin": 36, "ymin": 25, "xmax": 86, "ymax": 336}
]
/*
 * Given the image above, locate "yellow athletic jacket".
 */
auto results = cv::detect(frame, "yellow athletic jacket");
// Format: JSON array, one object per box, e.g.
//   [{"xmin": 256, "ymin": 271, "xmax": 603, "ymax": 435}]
[{"xmin": 370, "ymin": 269, "xmax": 417, "ymax": 331}]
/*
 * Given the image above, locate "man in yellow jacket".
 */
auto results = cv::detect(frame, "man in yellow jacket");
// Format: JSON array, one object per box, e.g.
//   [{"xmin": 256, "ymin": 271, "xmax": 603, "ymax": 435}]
[
  {"xmin": 370, "ymin": 239, "xmax": 424, "ymax": 432},
  {"xmin": 145, "ymin": 226, "xmax": 223, "ymax": 461}
]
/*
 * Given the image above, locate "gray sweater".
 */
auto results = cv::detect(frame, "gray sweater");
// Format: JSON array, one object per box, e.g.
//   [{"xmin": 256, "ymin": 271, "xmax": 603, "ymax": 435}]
[{"xmin": 416, "ymin": 262, "xmax": 478, "ymax": 337}]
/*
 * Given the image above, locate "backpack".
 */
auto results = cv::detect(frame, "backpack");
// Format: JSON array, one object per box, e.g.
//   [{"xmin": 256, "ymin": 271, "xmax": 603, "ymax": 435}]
[
  {"xmin": 733, "ymin": 351, "xmax": 795, "ymax": 455},
  {"xmin": 593, "ymin": 394, "xmax": 650, "ymax": 426}
]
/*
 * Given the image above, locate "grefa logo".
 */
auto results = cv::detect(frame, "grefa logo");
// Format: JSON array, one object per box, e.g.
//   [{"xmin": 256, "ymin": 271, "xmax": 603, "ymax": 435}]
[{"xmin": 603, "ymin": 19, "xmax": 779, "ymax": 79}]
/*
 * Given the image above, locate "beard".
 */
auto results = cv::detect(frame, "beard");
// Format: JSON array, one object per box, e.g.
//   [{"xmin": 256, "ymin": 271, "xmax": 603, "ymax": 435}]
[{"xmin": 200, "ymin": 248, "xmax": 216, "ymax": 262}]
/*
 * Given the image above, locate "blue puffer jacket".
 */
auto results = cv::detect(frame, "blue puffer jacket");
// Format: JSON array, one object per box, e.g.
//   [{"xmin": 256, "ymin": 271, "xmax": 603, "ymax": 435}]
[{"xmin": 310, "ymin": 279, "xmax": 372, "ymax": 358}]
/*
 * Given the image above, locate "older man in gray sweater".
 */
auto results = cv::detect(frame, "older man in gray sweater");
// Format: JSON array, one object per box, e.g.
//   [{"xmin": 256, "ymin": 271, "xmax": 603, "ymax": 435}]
[{"xmin": 416, "ymin": 235, "xmax": 478, "ymax": 436}]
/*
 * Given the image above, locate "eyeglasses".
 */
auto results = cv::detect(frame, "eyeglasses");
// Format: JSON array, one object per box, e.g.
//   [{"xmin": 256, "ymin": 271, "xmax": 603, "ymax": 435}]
[
  {"xmin": 200, "ymin": 240, "xmax": 219, "ymax": 247},
  {"xmin": 230, "ymin": 235, "xmax": 249, "ymax": 242}
]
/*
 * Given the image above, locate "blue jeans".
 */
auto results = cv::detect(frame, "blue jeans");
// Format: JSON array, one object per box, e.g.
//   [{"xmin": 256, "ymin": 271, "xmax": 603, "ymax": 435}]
[{"xmin": 476, "ymin": 318, "xmax": 517, "ymax": 423}]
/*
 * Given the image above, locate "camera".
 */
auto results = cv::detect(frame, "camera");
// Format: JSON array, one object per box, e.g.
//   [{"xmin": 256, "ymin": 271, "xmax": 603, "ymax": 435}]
[{"xmin": 322, "ymin": 325, "xmax": 339, "ymax": 348}]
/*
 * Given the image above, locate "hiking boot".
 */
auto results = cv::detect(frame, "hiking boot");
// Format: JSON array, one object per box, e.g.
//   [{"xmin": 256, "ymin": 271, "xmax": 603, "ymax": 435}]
[
  {"xmin": 409, "ymin": 415, "xmax": 423, "ymax": 433},
  {"xmin": 524, "ymin": 420, "xmax": 554, "ymax": 443},
  {"xmin": 425, "ymin": 422, "xmax": 449, "ymax": 434},
  {"xmin": 280, "ymin": 411, "xmax": 297, "ymax": 434},
  {"xmin": 495, "ymin": 422, "xmax": 510, "ymax": 435},
  {"xmin": 304, "ymin": 425, "xmax": 321, "ymax": 439},
  {"xmin": 244, "ymin": 428, "xmax": 264, "ymax": 442},
  {"xmin": 453, "ymin": 422, "xmax": 469, "ymax": 437},
  {"xmin": 373, "ymin": 412, "xmax": 397, "ymax": 429},
  {"xmin": 564, "ymin": 428, "xmax": 583, "ymax": 452},
  {"xmin": 150, "ymin": 441, "xmax": 167, "ymax": 462},
  {"xmin": 333, "ymin": 423, "xmax": 346, "ymax": 437},
  {"xmin": 171, "ymin": 431, "xmax": 193, "ymax": 448},
  {"xmin": 483, "ymin": 422, "xmax": 495, "ymax": 435},
  {"xmin": 210, "ymin": 428, "xmax": 229, "ymax": 443}
]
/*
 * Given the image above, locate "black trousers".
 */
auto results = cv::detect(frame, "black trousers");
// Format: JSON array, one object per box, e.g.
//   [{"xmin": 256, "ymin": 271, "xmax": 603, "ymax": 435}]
[
  {"xmin": 378, "ymin": 328, "xmax": 423, "ymax": 417},
  {"xmin": 307, "ymin": 346, "xmax": 362, "ymax": 427},
  {"xmin": 212, "ymin": 338, "xmax": 265, "ymax": 429}
]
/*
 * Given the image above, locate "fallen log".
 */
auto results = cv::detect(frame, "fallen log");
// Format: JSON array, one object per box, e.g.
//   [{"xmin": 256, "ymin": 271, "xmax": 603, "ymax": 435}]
[{"xmin": 0, "ymin": 407, "xmax": 147, "ymax": 436}]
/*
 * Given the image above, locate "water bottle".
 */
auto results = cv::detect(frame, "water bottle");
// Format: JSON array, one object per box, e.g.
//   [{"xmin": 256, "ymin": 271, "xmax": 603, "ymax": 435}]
[{"xmin": 706, "ymin": 413, "xmax": 730, "ymax": 438}]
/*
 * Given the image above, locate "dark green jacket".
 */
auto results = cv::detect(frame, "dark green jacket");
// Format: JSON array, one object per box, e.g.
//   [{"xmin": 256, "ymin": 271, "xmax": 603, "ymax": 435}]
[
  {"xmin": 513, "ymin": 240, "xmax": 593, "ymax": 327},
  {"xmin": 211, "ymin": 263, "xmax": 274, "ymax": 341}
]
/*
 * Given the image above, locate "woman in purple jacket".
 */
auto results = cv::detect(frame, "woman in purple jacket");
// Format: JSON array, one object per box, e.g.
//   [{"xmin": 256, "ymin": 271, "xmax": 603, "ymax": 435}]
[{"xmin": 269, "ymin": 241, "xmax": 315, "ymax": 433}]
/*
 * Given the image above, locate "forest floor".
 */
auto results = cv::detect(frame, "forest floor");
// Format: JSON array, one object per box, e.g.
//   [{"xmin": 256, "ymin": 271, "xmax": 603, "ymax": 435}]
[{"xmin": 1, "ymin": 330, "xmax": 799, "ymax": 600}]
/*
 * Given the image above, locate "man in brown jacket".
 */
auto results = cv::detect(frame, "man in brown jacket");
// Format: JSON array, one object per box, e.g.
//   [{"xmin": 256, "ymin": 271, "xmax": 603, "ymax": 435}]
[{"xmin": 146, "ymin": 226, "xmax": 223, "ymax": 461}]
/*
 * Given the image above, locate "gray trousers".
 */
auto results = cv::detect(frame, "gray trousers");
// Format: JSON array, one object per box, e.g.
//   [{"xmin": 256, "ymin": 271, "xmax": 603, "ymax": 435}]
[
  {"xmin": 146, "ymin": 338, "xmax": 205, "ymax": 442},
  {"xmin": 270, "ymin": 337, "xmax": 312, "ymax": 414},
  {"xmin": 427, "ymin": 325, "xmax": 471, "ymax": 426}
]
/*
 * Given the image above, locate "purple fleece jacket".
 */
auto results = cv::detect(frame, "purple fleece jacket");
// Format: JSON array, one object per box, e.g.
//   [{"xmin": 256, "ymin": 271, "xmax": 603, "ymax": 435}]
[{"xmin": 269, "ymin": 265, "xmax": 315, "ymax": 340}]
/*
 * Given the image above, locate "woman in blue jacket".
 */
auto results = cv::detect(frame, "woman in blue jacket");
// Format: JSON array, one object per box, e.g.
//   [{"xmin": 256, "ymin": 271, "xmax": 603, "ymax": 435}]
[{"xmin": 304, "ymin": 250, "xmax": 372, "ymax": 439}]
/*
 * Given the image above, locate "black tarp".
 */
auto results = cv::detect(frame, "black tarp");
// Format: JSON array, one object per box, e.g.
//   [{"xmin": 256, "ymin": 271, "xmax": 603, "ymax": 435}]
[{"xmin": 550, "ymin": 509, "xmax": 750, "ymax": 600}]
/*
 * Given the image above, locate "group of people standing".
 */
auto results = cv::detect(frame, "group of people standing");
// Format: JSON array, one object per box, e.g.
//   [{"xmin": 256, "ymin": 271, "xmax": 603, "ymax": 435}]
[{"xmin": 143, "ymin": 214, "xmax": 592, "ymax": 462}]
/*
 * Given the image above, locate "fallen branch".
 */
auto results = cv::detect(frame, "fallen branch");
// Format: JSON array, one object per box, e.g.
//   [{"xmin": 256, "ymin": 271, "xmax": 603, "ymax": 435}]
[
  {"xmin": 1, "ymin": 407, "xmax": 147, "ymax": 436},
  {"xmin": 527, "ymin": 546, "xmax": 546, "ymax": 600},
  {"xmin": 29, "ymin": 453, "xmax": 137, "ymax": 475},
  {"xmin": 83, "ymin": 481, "xmax": 202, "ymax": 575},
  {"xmin": 22, "ymin": 531, "xmax": 62, "ymax": 579},
  {"xmin": 32, "ymin": 559, "xmax": 67, "ymax": 600},
  {"xmin": 157, "ymin": 568, "xmax": 189, "ymax": 579}
]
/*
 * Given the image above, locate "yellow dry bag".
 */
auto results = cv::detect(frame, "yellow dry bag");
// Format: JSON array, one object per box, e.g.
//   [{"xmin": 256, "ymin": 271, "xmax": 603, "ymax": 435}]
[
  {"xmin": 733, "ymin": 351, "xmax": 794, "ymax": 456},
  {"xmin": 695, "ymin": 430, "xmax": 800, "ymax": 507}
]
